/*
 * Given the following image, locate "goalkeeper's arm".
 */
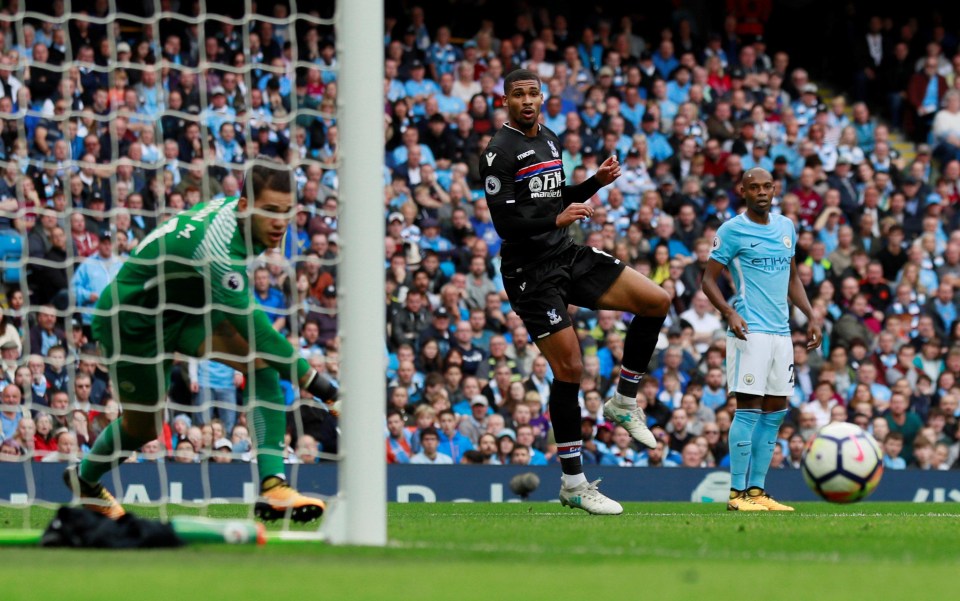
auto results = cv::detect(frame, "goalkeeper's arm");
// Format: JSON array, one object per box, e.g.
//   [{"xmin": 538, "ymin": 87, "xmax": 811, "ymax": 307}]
[{"xmin": 224, "ymin": 308, "xmax": 338, "ymax": 402}]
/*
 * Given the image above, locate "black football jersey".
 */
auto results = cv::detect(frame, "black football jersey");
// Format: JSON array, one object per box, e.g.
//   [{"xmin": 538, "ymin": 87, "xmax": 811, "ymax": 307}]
[{"xmin": 480, "ymin": 123, "xmax": 574, "ymax": 271}]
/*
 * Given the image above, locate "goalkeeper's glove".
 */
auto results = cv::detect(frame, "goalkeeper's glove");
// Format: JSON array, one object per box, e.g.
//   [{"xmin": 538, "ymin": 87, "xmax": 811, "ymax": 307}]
[{"xmin": 303, "ymin": 369, "xmax": 340, "ymax": 415}]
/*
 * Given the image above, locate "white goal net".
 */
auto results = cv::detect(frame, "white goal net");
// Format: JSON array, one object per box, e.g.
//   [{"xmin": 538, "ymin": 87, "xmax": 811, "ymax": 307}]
[{"xmin": 0, "ymin": 0, "xmax": 385, "ymax": 544}]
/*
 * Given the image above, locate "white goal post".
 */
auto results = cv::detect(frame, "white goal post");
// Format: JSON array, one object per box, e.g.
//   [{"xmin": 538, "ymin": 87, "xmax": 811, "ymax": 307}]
[{"xmin": 323, "ymin": 0, "xmax": 387, "ymax": 546}]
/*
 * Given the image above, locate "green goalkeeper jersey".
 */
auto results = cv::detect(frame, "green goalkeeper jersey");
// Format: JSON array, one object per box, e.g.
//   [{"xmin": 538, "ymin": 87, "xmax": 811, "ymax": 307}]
[{"xmin": 93, "ymin": 196, "xmax": 309, "ymax": 382}]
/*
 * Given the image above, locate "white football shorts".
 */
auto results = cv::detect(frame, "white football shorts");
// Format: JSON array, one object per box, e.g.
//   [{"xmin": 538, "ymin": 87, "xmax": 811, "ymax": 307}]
[{"xmin": 726, "ymin": 332, "xmax": 795, "ymax": 397}]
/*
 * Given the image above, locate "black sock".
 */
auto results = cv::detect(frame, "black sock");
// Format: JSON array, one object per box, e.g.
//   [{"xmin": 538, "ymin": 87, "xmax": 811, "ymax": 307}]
[
  {"xmin": 549, "ymin": 379, "xmax": 583, "ymax": 476},
  {"xmin": 617, "ymin": 315, "xmax": 666, "ymax": 398}
]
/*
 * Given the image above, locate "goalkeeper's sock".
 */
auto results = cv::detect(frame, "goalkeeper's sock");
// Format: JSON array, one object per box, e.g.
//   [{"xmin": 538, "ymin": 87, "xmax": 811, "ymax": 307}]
[
  {"xmin": 249, "ymin": 367, "xmax": 288, "ymax": 483},
  {"xmin": 78, "ymin": 420, "xmax": 152, "ymax": 484},
  {"xmin": 261, "ymin": 475, "xmax": 286, "ymax": 492}
]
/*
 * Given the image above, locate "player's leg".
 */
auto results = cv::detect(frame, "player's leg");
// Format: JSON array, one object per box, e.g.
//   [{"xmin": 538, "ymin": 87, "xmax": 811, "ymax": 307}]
[
  {"xmin": 745, "ymin": 335, "xmax": 795, "ymax": 511},
  {"xmin": 195, "ymin": 318, "xmax": 325, "ymax": 522},
  {"xmin": 536, "ymin": 327, "xmax": 622, "ymax": 515},
  {"xmin": 502, "ymin": 258, "xmax": 621, "ymax": 515},
  {"xmin": 577, "ymin": 251, "xmax": 669, "ymax": 447},
  {"xmin": 725, "ymin": 335, "xmax": 769, "ymax": 511},
  {"xmin": 68, "ymin": 358, "xmax": 168, "ymax": 519}
]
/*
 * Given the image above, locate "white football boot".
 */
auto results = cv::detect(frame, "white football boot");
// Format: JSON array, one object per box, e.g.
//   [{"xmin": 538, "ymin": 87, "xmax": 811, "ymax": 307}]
[
  {"xmin": 559, "ymin": 479, "xmax": 624, "ymax": 515},
  {"xmin": 603, "ymin": 393, "xmax": 657, "ymax": 449}
]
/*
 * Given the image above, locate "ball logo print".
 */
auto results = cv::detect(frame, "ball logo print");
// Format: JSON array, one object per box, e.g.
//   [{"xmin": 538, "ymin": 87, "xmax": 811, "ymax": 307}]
[
  {"xmin": 849, "ymin": 435, "xmax": 865, "ymax": 462},
  {"xmin": 484, "ymin": 175, "xmax": 500, "ymax": 195},
  {"xmin": 801, "ymin": 422, "xmax": 883, "ymax": 503},
  {"xmin": 222, "ymin": 272, "xmax": 244, "ymax": 292}
]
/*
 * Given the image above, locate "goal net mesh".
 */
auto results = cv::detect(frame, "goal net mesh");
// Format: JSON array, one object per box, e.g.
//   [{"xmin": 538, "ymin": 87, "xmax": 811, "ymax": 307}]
[{"xmin": 0, "ymin": 0, "xmax": 342, "ymax": 534}]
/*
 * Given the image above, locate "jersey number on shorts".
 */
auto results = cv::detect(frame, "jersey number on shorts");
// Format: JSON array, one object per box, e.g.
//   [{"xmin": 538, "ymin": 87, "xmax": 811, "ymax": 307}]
[{"xmin": 787, "ymin": 364, "xmax": 795, "ymax": 385}]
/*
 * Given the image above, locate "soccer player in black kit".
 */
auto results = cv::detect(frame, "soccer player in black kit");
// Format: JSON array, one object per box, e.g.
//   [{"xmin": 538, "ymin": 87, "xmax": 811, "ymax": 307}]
[{"xmin": 481, "ymin": 69, "xmax": 670, "ymax": 514}]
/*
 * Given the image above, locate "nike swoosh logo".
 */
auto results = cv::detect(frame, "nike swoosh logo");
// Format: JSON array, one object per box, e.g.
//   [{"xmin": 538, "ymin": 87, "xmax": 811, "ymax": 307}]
[
  {"xmin": 849, "ymin": 435, "xmax": 864, "ymax": 462},
  {"xmin": 736, "ymin": 441, "xmax": 751, "ymax": 447},
  {"xmin": 750, "ymin": 242, "xmax": 761, "ymax": 247}
]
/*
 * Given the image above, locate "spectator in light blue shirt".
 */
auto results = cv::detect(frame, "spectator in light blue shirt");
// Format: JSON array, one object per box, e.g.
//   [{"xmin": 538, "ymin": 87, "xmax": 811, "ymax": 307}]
[
  {"xmin": 435, "ymin": 73, "xmax": 466, "ymax": 121},
  {"xmin": 639, "ymin": 113, "xmax": 674, "ymax": 162},
  {"xmin": 72, "ymin": 235, "xmax": 124, "ymax": 326},
  {"xmin": 203, "ymin": 87, "xmax": 236, "ymax": 143},
  {"xmin": 133, "ymin": 68, "xmax": 165, "ymax": 117},
  {"xmin": 929, "ymin": 282, "xmax": 957, "ymax": 333},
  {"xmin": 257, "ymin": 58, "xmax": 293, "ymax": 100},
  {"xmin": 600, "ymin": 425, "xmax": 642, "ymax": 466},
  {"xmin": 411, "ymin": 427, "xmax": 454, "ymax": 464},
  {"xmin": 666, "ymin": 67, "xmax": 692, "ymax": 105},
  {"xmin": 252, "ymin": 266, "xmax": 287, "ymax": 331},
  {"xmin": 215, "ymin": 123, "xmax": 244, "ymax": 165},
  {"xmin": 385, "ymin": 58, "xmax": 407, "ymax": 102},
  {"xmin": 882, "ymin": 432, "xmax": 907, "ymax": 470},
  {"xmin": 426, "ymin": 26, "xmax": 461, "ymax": 80},
  {"xmin": 741, "ymin": 140, "xmax": 775, "ymax": 172},
  {"xmin": 0, "ymin": 383, "xmax": 22, "ymax": 441},
  {"xmin": 653, "ymin": 39, "xmax": 679, "ymax": 78},
  {"xmin": 577, "ymin": 27, "xmax": 604, "ymax": 73},
  {"xmin": 651, "ymin": 79, "xmax": 679, "ymax": 124},
  {"xmin": 391, "ymin": 130, "xmax": 436, "ymax": 170},
  {"xmin": 620, "ymin": 86, "xmax": 646, "ymax": 130},
  {"xmin": 191, "ymin": 359, "xmax": 240, "ymax": 435},
  {"xmin": 543, "ymin": 96, "xmax": 567, "ymax": 134},
  {"xmin": 852, "ymin": 102, "xmax": 876, "ymax": 153},
  {"xmin": 404, "ymin": 61, "xmax": 439, "ymax": 118}
]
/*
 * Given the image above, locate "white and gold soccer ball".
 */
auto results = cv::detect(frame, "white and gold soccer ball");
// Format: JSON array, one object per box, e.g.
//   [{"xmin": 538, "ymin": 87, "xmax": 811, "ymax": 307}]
[{"xmin": 801, "ymin": 422, "xmax": 883, "ymax": 503}]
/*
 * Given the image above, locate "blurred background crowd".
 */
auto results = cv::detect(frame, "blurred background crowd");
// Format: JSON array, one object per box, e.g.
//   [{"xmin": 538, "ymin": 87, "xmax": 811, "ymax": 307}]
[{"xmin": 0, "ymin": 1, "xmax": 959, "ymax": 473}]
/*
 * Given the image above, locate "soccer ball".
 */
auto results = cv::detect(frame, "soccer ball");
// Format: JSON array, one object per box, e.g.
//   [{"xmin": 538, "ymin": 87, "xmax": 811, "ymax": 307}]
[{"xmin": 801, "ymin": 422, "xmax": 883, "ymax": 503}]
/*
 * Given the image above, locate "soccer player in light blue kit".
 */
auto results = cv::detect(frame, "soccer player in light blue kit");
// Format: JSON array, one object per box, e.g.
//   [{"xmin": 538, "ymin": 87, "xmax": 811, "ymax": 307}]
[{"xmin": 702, "ymin": 168, "xmax": 822, "ymax": 511}]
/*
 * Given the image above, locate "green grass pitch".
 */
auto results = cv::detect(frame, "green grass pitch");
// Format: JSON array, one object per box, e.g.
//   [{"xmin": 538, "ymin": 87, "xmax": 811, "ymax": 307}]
[{"xmin": 1, "ymin": 502, "xmax": 959, "ymax": 600}]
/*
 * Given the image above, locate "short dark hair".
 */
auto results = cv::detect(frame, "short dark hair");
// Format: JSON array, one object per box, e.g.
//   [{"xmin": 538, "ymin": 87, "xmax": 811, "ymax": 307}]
[
  {"xmin": 503, "ymin": 69, "xmax": 541, "ymax": 94},
  {"xmin": 884, "ymin": 431, "xmax": 904, "ymax": 443},
  {"xmin": 420, "ymin": 426, "xmax": 439, "ymax": 441},
  {"xmin": 247, "ymin": 160, "xmax": 292, "ymax": 200},
  {"xmin": 461, "ymin": 450, "xmax": 485, "ymax": 463}
]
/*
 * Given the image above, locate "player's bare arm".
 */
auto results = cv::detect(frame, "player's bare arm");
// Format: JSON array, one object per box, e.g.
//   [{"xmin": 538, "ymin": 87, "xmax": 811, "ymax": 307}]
[
  {"xmin": 702, "ymin": 258, "xmax": 748, "ymax": 340},
  {"xmin": 788, "ymin": 257, "xmax": 822, "ymax": 350}
]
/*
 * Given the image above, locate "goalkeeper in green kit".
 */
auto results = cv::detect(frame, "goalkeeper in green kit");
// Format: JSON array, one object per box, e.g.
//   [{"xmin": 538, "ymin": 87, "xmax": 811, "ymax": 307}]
[{"xmin": 64, "ymin": 162, "xmax": 336, "ymax": 522}]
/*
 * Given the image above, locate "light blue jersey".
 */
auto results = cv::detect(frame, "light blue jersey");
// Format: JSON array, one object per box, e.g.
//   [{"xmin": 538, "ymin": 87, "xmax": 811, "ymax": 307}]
[{"xmin": 710, "ymin": 212, "xmax": 796, "ymax": 336}]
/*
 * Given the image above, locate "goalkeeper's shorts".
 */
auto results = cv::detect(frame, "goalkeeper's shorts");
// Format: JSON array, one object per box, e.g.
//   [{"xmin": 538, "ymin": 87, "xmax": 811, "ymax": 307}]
[{"xmin": 92, "ymin": 309, "xmax": 230, "ymax": 405}]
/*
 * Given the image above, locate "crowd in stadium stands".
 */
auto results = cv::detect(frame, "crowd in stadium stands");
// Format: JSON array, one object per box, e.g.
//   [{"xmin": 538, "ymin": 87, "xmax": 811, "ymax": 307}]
[{"xmin": 0, "ymin": 3, "xmax": 960, "ymax": 474}]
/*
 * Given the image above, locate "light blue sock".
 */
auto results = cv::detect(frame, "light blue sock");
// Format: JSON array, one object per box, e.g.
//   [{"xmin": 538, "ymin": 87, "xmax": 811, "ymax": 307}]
[
  {"xmin": 747, "ymin": 409, "xmax": 788, "ymax": 491},
  {"xmin": 729, "ymin": 409, "xmax": 761, "ymax": 492}
]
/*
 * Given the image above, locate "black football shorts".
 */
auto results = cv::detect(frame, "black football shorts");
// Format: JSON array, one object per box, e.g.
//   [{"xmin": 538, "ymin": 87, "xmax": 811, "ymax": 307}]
[{"xmin": 501, "ymin": 244, "xmax": 625, "ymax": 340}]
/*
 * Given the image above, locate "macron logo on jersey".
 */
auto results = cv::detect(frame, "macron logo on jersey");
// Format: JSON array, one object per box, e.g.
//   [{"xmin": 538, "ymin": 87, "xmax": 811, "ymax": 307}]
[{"xmin": 485, "ymin": 152, "xmax": 497, "ymax": 166}]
